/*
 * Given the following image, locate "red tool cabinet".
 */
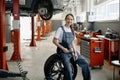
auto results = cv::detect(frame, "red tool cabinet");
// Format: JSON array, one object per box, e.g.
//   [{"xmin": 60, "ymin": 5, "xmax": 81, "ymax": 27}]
[
  {"xmin": 104, "ymin": 38, "xmax": 119, "ymax": 64},
  {"xmin": 80, "ymin": 37, "xmax": 104, "ymax": 67}
]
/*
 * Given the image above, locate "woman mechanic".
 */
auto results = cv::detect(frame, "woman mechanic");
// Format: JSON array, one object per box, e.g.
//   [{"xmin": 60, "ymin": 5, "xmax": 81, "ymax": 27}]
[{"xmin": 53, "ymin": 13, "xmax": 91, "ymax": 80}]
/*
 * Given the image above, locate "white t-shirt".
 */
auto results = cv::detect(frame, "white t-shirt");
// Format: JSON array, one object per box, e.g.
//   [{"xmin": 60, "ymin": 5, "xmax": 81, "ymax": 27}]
[{"xmin": 54, "ymin": 25, "xmax": 72, "ymax": 42}]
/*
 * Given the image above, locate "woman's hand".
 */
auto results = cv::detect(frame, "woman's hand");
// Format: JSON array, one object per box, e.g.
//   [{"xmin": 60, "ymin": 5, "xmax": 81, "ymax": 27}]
[
  {"xmin": 62, "ymin": 48, "xmax": 70, "ymax": 53},
  {"xmin": 53, "ymin": 38, "xmax": 69, "ymax": 54},
  {"xmin": 73, "ymin": 52, "xmax": 78, "ymax": 61}
]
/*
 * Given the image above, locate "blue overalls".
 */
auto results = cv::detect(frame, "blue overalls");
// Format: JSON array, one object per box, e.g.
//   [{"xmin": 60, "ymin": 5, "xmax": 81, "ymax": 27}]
[{"xmin": 59, "ymin": 26, "xmax": 91, "ymax": 80}]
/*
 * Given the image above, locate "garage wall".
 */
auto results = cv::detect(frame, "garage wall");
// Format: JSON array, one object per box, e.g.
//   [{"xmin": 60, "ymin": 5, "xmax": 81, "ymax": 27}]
[
  {"xmin": 93, "ymin": 21, "xmax": 120, "ymax": 34},
  {"xmin": 51, "ymin": 20, "xmax": 63, "ymax": 31}
]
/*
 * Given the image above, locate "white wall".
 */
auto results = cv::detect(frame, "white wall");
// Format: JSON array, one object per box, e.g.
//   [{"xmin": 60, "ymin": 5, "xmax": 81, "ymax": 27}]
[{"xmin": 20, "ymin": 17, "xmax": 32, "ymax": 41}]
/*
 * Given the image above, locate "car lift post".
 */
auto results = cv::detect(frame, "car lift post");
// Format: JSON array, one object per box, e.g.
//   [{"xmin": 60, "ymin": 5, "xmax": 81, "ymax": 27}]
[
  {"xmin": 29, "ymin": 14, "xmax": 36, "ymax": 46},
  {"xmin": 0, "ymin": 0, "xmax": 8, "ymax": 70},
  {"xmin": 41, "ymin": 20, "xmax": 46, "ymax": 37},
  {"xmin": 10, "ymin": 0, "xmax": 22, "ymax": 61},
  {"xmin": 45, "ymin": 20, "xmax": 51, "ymax": 34},
  {"xmin": 36, "ymin": 14, "xmax": 41, "ymax": 41},
  {"xmin": 45, "ymin": 20, "xmax": 49, "ymax": 34},
  {"xmin": 0, "ymin": 69, "xmax": 28, "ymax": 78}
]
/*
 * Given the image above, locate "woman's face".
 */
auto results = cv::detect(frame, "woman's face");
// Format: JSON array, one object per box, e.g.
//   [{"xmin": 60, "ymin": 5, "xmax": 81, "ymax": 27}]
[{"xmin": 65, "ymin": 15, "xmax": 74, "ymax": 26}]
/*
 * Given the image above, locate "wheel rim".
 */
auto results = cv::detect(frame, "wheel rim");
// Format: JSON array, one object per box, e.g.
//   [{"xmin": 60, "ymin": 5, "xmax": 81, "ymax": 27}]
[
  {"xmin": 39, "ymin": 5, "xmax": 53, "ymax": 20},
  {"xmin": 38, "ymin": 7, "xmax": 53, "ymax": 20},
  {"xmin": 47, "ymin": 61, "xmax": 76, "ymax": 80},
  {"xmin": 40, "ymin": 13, "xmax": 53, "ymax": 20},
  {"xmin": 44, "ymin": 54, "xmax": 77, "ymax": 80},
  {"xmin": 49, "ymin": 60, "xmax": 64, "ymax": 80}
]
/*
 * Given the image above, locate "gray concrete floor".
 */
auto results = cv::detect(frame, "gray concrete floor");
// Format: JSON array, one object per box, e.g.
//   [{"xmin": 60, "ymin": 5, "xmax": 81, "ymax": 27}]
[{"xmin": 0, "ymin": 32, "xmax": 120, "ymax": 80}]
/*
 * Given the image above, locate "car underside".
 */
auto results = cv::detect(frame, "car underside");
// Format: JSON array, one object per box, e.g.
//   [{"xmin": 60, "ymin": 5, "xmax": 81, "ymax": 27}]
[{"xmin": 5, "ymin": 0, "xmax": 64, "ymax": 20}]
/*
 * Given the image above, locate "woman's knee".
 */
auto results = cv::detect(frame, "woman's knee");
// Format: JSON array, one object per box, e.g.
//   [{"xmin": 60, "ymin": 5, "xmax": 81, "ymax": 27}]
[{"xmin": 76, "ymin": 59, "xmax": 89, "ymax": 67}]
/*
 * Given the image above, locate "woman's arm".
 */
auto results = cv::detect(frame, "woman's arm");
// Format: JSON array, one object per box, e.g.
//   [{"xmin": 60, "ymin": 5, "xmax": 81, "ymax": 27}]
[
  {"xmin": 71, "ymin": 40, "xmax": 78, "ymax": 60},
  {"xmin": 53, "ymin": 37, "xmax": 69, "ymax": 53},
  {"xmin": 71, "ymin": 40, "xmax": 76, "ymax": 53}
]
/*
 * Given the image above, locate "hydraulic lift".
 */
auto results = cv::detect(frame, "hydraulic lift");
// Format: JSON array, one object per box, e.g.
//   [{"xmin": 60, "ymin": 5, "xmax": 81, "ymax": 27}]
[
  {"xmin": 0, "ymin": 0, "xmax": 29, "ymax": 80},
  {"xmin": 0, "ymin": 69, "xmax": 28, "ymax": 78}
]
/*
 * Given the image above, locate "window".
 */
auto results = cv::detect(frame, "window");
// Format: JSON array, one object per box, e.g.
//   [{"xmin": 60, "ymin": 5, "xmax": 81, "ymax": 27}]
[{"xmin": 90, "ymin": 0, "xmax": 119, "ymax": 21}]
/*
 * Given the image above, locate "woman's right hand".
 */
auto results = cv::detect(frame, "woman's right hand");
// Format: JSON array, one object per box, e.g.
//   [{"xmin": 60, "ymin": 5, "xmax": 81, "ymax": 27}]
[{"xmin": 62, "ymin": 48, "xmax": 70, "ymax": 53}]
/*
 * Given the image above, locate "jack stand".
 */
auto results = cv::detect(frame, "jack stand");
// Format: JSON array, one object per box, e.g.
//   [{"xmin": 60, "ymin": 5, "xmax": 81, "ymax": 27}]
[{"xmin": 0, "ymin": 69, "xmax": 29, "ymax": 80}]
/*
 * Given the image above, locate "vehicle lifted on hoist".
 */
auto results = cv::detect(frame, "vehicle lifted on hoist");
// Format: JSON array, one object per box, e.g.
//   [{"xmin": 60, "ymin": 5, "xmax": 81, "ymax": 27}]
[
  {"xmin": 5, "ymin": 0, "xmax": 64, "ymax": 20},
  {"xmin": 1, "ymin": 0, "xmax": 63, "ymax": 79}
]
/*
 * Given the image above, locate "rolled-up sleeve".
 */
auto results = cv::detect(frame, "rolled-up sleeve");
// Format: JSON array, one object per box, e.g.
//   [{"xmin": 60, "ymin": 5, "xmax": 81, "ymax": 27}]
[{"xmin": 54, "ymin": 27, "xmax": 63, "ymax": 42}]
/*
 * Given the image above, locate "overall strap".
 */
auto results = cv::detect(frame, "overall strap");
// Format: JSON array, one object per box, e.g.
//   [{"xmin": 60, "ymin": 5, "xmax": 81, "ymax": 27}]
[
  {"xmin": 61, "ymin": 26, "xmax": 66, "ymax": 33},
  {"xmin": 60, "ymin": 26, "xmax": 67, "ymax": 41},
  {"xmin": 61, "ymin": 26, "xmax": 74, "ymax": 36}
]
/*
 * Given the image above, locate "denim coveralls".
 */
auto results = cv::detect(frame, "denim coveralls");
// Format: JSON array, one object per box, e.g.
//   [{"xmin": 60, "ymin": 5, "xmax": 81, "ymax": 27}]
[{"xmin": 59, "ymin": 26, "xmax": 91, "ymax": 80}]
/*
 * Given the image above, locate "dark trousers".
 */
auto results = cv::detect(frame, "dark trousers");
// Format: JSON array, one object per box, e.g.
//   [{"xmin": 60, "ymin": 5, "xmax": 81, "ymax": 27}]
[{"xmin": 60, "ymin": 51, "xmax": 91, "ymax": 80}]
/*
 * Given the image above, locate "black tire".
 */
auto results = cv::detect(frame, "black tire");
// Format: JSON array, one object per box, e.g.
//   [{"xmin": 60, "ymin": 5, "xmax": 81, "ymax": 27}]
[
  {"xmin": 44, "ymin": 53, "xmax": 77, "ymax": 80},
  {"xmin": 40, "ymin": 12, "xmax": 53, "ymax": 20},
  {"xmin": 37, "ymin": 0, "xmax": 53, "ymax": 20}
]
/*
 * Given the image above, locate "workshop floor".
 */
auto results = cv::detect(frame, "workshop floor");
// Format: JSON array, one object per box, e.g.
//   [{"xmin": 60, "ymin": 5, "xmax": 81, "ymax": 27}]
[{"xmin": 0, "ymin": 32, "xmax": 120, "ymax": 80}]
